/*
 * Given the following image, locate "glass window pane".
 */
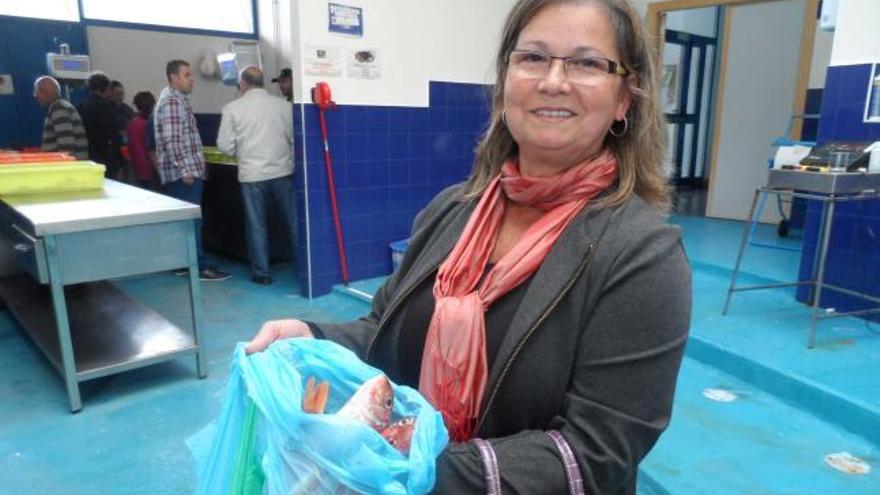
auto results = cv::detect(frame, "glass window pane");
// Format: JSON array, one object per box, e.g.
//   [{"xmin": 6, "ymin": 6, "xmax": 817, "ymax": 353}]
[
  {"xmin": 682, "ymin": 123, "xmax": 695, "ymax": 178},
  {"xmin": 82, "ymin": 0, "xmax": 254, "ymax": 34},
  {"xmin": 666, "ymin": 123, "xmax": 678, "ymax": 176},
  {"xmin": 0, "ymin": 0, "xmax": 79, "ymax": 22},
  {"xmin": 687, "ymin": 47, "xmax": 700, "ymax": 115},
  {"xmin": 696, "ymin": 46, "xmax": 715, "ymax": 179},
  {"xmin": 661, "ymin": 44, "xmax": 683, "ymax": 114}
]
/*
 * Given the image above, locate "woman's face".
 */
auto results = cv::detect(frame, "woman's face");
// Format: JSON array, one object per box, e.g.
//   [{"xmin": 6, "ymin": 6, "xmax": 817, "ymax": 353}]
[{"xmin": 503, "ymin": 2, "xmax": 631, "ymax": 172}]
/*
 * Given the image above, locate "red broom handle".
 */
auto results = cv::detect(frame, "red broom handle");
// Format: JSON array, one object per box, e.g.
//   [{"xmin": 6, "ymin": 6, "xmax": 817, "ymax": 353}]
[{"xmin": 317, "ymin": 108, "xmax": 349, "ymax": 284}]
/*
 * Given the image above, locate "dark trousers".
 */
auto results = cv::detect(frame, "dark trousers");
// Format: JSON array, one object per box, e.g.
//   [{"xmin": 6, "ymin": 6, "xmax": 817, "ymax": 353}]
[
  {"xmin": 164, "ymin": 178, "xmax": 206, "ymax": 268},
  {"xmin": 240, "ymin": 175, "xmax": 297, "ymax": 278}
]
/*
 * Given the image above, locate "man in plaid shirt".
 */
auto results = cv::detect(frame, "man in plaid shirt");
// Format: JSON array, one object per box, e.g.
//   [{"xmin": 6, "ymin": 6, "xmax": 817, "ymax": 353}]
[{"xmin": 155, "ymin": 59, "xmax": 229, "ymax": 281}]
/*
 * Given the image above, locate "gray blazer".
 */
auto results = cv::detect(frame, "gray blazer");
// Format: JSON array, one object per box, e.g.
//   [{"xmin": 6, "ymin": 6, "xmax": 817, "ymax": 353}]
[{"xmin": 312, "ymin": 183, "xmax": 692, "ymax": 494}]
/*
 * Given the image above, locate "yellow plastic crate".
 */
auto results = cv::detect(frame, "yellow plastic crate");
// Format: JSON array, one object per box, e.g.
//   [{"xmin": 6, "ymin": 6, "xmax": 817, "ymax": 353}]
[
  {"xmin": 203, "ymin": 146, "xmax": 237, "ymax": 165},
  {"xmin": 0, "ymin": 161, "xmax": 106, "ymax": 196}
]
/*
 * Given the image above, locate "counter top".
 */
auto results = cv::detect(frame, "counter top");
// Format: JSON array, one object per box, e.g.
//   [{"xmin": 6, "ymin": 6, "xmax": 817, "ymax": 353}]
[
  {"xmin": 767, "ymin": 169, "xmax": 880, "ymax": 195},
  {"xmin": 0, "ymin": 180, "xmax": 200, "ymax": 236}
]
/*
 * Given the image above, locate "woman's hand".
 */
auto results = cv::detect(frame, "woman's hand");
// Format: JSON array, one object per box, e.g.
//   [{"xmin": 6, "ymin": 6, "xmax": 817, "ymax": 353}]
[{"xmin": 244, "ymin": 319, "xmax": 314, "ymax": 354}]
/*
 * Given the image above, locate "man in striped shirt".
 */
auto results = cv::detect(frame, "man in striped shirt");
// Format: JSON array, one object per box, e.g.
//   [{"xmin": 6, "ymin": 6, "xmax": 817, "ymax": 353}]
[
  {"xmin": 155, "ymin": 59, "xmax": 229, "ymax": 282},
  {"xmin": 34, "ymin": 76, "xmax": 88, "ymax": 160}
]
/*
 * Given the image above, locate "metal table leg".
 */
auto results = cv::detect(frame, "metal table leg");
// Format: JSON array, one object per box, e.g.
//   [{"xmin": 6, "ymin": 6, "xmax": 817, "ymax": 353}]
[
  {"xmin": 44, "ymin": 235, "xmax": 82, "ymax": 412},
  {"xmin": 808, "ymin": 197, "xmax": 836, "ymax": 348},
  {"xmin": 724, "ymin": 189, "xmax": 764, "ymax": 315},
  {"xmin": 185, "ymin": 221, "xmax": 208, "ymax": 378},
  {"xmin": 806, "ymin": 199, "xmax": 830, "ymax": 305}
]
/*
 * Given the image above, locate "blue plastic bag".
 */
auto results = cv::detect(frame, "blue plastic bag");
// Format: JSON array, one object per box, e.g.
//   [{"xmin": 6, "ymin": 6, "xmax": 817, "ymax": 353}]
[{"xmin": 192, "ymin": 339, "xmax": 449, "ymax": 495}]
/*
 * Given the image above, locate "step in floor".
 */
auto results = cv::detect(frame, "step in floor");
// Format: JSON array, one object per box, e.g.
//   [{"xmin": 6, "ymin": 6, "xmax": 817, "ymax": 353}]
[{"xmin": 640, "ymin": 358, "xmax": 879, "ymax": 495}]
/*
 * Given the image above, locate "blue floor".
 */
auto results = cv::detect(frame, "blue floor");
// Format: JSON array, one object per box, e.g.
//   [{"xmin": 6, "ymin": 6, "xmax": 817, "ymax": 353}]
[{"xmin": 0, "ymin": 215, "xmax": 878, "ymax": 494}]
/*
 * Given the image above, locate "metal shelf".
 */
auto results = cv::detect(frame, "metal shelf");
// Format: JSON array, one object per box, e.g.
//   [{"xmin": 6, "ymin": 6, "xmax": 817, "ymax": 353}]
[{"xmin": 0, "ymin": 277, "xmax": 197, "ymax": 382}]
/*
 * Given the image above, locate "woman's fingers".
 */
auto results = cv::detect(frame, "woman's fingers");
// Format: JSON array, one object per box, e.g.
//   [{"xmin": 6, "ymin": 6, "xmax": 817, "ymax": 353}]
[
  {"xmin": 244, "ymin": 321, "xmax": 281, "ymax": 354},
  {"xmin": 244, "ymin": 319, "xmax": 314, "ymax": 354}
]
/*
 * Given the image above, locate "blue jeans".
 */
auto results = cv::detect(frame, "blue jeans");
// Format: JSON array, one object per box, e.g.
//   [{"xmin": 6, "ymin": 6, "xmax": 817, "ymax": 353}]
[
  {"xmin": 240, "ymin": 175, "xmax": 297, "ymax": 278},
  {"xmin": 164, "ymin": 177, "xmax": 206, "ymax": 268}
]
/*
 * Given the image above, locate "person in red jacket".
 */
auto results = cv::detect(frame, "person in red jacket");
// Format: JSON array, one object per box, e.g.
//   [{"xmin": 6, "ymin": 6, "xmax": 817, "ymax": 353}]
[{"xmin": 125, "ymin": 91, "xmax": 157, "ymax": 190}]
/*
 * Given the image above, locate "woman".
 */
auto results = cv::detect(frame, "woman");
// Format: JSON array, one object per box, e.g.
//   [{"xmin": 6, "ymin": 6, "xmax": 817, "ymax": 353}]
[
  {"xmin": 125, "ymin": 91, "xmax": 157, "ymax": 190},
  {"xmin": 247, "ymin": 0, "xmax": 690, "ymax": 493}
]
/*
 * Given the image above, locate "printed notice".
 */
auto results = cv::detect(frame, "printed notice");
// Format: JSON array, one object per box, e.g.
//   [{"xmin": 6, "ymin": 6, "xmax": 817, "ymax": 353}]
[
  {"xmin": 346, "ymin": 49, "xmax": 380, "ymax": 80},
  {"xmin": 304, "ymin": 45, "xmax": 343, "ymax": 77}
]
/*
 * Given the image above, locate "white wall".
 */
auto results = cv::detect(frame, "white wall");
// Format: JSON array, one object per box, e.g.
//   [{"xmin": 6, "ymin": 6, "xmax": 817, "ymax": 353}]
[
  {"xmin": 829, "ymin": 0, "xmax": 880, "ymax": 66},
  {"xmin": 87, "ymin": 26, "xmax": 247, "ymax": 113},
  {"xmin": 707, "ymin": 0, "xmax": 805, "ymax": 222},
  {"xmin": 630, "ymin": 0, "xmax": 650, "ymax": 18},
  {"xmin": 257, "ymin": 0, "xmax": 294, "ymax": 97},
  {"xmin": 85, "ymin": 0, "xmax": 656, "ymax": 111},
  {"xmin": 809, "ymin": 26, "xmax": 834, "ymax": 88},
  {"xmin": 290, "ymin": 0, "xmax": 517, "ymax": 107},
  {"xmin": 87, "ymin": 0, "xmax": 296, "ymax": 114}
]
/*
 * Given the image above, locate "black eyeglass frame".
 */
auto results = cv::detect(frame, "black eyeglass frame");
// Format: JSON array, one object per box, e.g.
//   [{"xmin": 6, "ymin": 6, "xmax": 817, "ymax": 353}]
[{"xmin": 507, "ymin": 49, "xmax": 629, "ymax": 78}]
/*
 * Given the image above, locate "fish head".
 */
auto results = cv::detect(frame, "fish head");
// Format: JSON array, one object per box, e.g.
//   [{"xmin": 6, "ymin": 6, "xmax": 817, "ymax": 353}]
[
  {"xmin": 337, "ymin": 374, "xmax": 394, "ymax": 432},
  {"xmin": 381, "ymin": 417, "xmax": 417, "ymax": 455},
  {"xmin": 365, "ymin": 375, "xmax": 394, "ymax": 429}
]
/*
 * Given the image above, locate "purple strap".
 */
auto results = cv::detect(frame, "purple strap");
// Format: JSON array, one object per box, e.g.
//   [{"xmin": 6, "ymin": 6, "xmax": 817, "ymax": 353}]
[
  {"xmin": 472, "ymin": 438, "xmax": 502, "ymax": 495},
  {"xmin": 548, "ymin": 430, "xmax": 586, "ymax": 495}
]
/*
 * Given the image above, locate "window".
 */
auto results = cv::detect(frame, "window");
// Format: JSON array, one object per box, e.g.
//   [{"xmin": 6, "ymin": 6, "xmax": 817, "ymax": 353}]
[
  {"xmin": 0, "ymin": 0, "xmax": 79, "ymax": 22},
  {"xmin": 81, "ymin": 0, "xmax": 254, "ymax": 35}
]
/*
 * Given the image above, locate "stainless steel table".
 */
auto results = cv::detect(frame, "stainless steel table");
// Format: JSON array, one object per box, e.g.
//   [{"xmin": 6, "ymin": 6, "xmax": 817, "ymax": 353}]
[
  {"xmin": 0, "ymin": 180, "xmax": 207, "ymax": 412},
  {"xmin": 723, "ymin": 170, "xmax": 880, "ymax": 348}
]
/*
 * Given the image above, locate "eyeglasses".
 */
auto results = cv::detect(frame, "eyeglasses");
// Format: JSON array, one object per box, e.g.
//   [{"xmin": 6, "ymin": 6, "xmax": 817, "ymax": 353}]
[{"xmin": 508, "ymin": 49, "xmax": 628, "ymax": 83}]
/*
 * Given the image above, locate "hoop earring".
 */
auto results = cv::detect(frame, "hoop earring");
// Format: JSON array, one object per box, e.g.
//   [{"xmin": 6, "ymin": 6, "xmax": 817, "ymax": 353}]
[
  {"xmin": 609, "ymin": 116, "xmax": 628, "ymax": 137},
  {"xmin": 501, "ymin": 109, "xmax": 508, "ymax": 127}
]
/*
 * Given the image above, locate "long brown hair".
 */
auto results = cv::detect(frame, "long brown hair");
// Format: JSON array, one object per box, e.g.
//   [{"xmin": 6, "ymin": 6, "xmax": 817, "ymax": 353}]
[{"xmin": 462, "ymin": 0, "xmax": 670, "ymax": 210}]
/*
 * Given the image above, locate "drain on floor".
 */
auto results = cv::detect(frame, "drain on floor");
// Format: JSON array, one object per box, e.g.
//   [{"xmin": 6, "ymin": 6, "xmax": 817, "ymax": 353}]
[
  {"xmin": 702, "ymin": 388, "xmax": 738, "ymax": 402},
  {"xmin": 824, "ymin": 452, "xmax": 871, "ymax": 475}
]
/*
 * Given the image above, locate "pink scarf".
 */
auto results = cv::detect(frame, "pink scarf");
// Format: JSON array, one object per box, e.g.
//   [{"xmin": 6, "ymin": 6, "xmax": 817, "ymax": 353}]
[{"xmin": 418, "ymin": 150, "xmax": 618, "ymax": 441}]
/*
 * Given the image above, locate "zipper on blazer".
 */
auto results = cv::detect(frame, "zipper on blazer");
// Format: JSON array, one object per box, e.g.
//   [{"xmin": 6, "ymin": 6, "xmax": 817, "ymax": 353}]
[
  {"xmin": 365, "ymin": 264, "xmax": 440, "ymax": 361},
  {"xmin": 476, "ymin": 242, "xmax": 595, "ymax": 433}
]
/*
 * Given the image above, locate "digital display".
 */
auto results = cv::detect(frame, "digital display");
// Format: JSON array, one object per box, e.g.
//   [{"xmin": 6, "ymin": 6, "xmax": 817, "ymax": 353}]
[
  {"xmin": 47, "ymin": 53, "xmax": 91, "ymax": 80},
  {"xmin": 62, "ymin": 59, "xmax": 86, "ymax": 71},
  {"xmin": 217, "ymin": 54, "xmax": 239, "ymax": 87},
  {"xmin": 53, "ymin": 58, "xmax": 89, "ymax": 71}
]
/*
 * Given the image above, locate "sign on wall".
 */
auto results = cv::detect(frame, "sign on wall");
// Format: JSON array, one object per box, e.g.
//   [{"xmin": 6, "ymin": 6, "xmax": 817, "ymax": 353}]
[
  {"xmin": 305, "ymin": 44, "xmax": 343, "ymax": 77},
  {"xmin": 328, "ymin": 3, "xmax": 363, "ymax": 37},
  {"xmin": 346, "ymin": 49, "xmax": 380, "ymax": 80}
]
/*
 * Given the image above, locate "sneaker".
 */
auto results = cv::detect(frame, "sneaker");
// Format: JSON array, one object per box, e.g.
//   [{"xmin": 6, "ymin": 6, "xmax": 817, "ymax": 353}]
[
  {"xmin": 199, "ymin": 268, "xmax": 231, "ymax": 281},
  {"xmin": 251, "ymin": 275, "xmax": 273, "ymax": 285}
]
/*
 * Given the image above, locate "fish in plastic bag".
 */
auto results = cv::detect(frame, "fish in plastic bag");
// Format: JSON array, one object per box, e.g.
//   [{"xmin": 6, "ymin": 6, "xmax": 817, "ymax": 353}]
[
  {"xmin": 291, "ymin": 374, "xmax": 396, "ymax": 494},
  {"xmin": 302, "ymin": 376, "xmax": 418, "ymax": 455},
  {"xmin": 190, "ymin": 339, "xmax": 448, "ymax": 495}
]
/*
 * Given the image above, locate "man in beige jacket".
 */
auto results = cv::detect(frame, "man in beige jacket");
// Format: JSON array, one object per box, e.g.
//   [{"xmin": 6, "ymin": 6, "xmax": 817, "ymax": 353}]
[{"xmin": 217, "ymin": 66, "xmax": 296, "ymax": 285}]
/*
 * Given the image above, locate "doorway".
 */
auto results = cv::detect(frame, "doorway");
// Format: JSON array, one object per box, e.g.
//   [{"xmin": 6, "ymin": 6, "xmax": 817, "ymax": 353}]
[
  {"xmin": 648, "ymin": 0, "xmax": 819, "ymax": 220},
  {"xmin": 661, "ymin": 6, "xmax": 720, "ymax": 216}
]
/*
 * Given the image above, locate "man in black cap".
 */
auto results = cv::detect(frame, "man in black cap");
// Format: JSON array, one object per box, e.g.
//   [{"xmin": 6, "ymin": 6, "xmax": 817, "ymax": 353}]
[{"xmin": 272, "ymin": 68, "xmax": 292, "ymax": 102}]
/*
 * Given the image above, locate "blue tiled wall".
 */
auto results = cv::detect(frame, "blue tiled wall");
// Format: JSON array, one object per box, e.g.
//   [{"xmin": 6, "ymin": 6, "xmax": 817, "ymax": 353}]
[
  {"xmin": 816, "ymin": 64, "xmax": 880, "ymax": 143},
  {"xmin": 797, "ymin": 64, "xmax": 880, "ymax": 320},
  {"xmin": 801, "ymin": 88, "xmax": 823, "ymax": 142},
  {"xmin": 0, "ymin": 16, "xmax": 88, "ymax": 149},
  {"xmin": 295, "ymin": 81, "xmax": 491, "ymax": 296}
]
